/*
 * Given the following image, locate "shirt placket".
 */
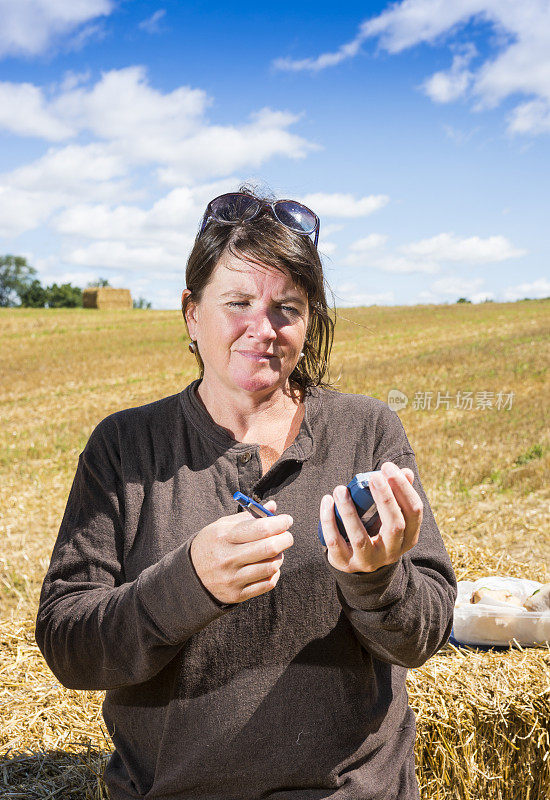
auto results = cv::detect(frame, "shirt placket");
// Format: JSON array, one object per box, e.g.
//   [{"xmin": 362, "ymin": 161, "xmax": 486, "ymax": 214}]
[{"xmin": 236, "ymin": 448, "xmax": 262, "ymax": 502}]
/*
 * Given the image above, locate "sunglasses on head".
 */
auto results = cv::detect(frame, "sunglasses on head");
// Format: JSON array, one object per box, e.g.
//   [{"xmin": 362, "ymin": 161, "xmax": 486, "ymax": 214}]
[{"xmin": 199, "ymin": 192, "xmax": 320, "ymax": 248}]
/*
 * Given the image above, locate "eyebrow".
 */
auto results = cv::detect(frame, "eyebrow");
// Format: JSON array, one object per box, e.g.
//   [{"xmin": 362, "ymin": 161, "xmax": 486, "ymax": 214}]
[{"xmin": 219, "ymin": 290, "xmax": 307, "ymax": 307}]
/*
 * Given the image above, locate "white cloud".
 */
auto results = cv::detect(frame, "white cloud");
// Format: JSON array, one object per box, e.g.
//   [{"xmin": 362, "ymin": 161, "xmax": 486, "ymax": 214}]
[
  {"xmin": 342, "ymin": 230, "xmax": 523, "ymax": 274},
  {"xmin": 336, "ymin": 283, "xmax": 395, "ymax": 306},
  {"xmin": 52, "ymin": 180, "xmax": 243, "ymax": 244},
  {"xmin": 37, "ymin": 266, "xmax": 100, "ymax": 287},
  {"xmin": 0, "ymin": 82, "xmax": 74, "ymax": 140},
  {"xmin": 318, "ymin": 241, "xmax": 337, "ymax": 256},
  {"xmin": 442, "ymin": 123, "xmax": 480, "ymax": 144},
  {"xmin": 508, "ymin": 99, "xmax": 550, "ymax": 136},
  {"xmin": 0, "ymin": 68, "xmax": 319, "ymax": 234},
  {"xmin": 299, "ymin": 192, "xmax": 389, "ymax": 217},
  {"xmin": 0, "ymin": 68, "xmax": 317, "ymax": 185},
  {"xmin": 502, "ymin": 277, "xmax": 550, "ymax": 300},
  {"xmin": 0, "ymin": 185, "xmax": 56, "ymax": 237},
  {"xmin": 139, "ymin": 9, "xmax": 166, "ymax": 34},
  {"xmin": 343, "ymin": 250, "xmax": 439, "ymax": 273},
  {"xmin": 368, "ymin": 254, "xmax": 440, "ymax": 274},
  {"xmin": 273, "ymin": 38, "xmax": 364, "ymax": 73},
  {"xmin": 0, "ymin": 0, "xmax": 113, "ymax": 58},
  {"xmin": 321, "ymin": 223, "xmax": 344, "ymax": 237},
  {"xmin": 401, "ymin": 232, "xmax": 526, "ymax": 263},
  {"xmin": 53, "ymin": 66, "xmax": 209, "ymax": 154},
  {"xmin": 67, "ymin": 240, "xmax": 187, "ymax": 272},
  {"xmin": 349, "ymin": 233, "xmax": 388, "ymax": 251},
  {"xmin": 470, "ymin": 291, "xmax": 494, "ymax": 303},
  {"xmin": 343, "ymin": 233, "xmax": 439, "ymax": 273},
  {"xmin": 158, "ymin": 108, "xmax": 318, "ymax": 184},
  {"xmin": 0, "ymin": 143, "xmax": 138, "ymax": 237},
  {"xmin": 423, "ymin": 44, "xmax": 476, "ymax": 103},
  {"xmin": 430, "ymin": 276, "xmax": 485, "ymax": 296},
  {"xmin": 9, "ymin": 143, "xmax": 128, "ymax": 192},
  {"xmin": 415, "ymin": 286, "xmax": 494, "ymax": 304},
  {"xmin": 415, "ymin": 289, "xmax": 441, "ymax": 304},
  {"xmin": 273, "ymin": 0, "xmax": 550, "ymax": 135}
]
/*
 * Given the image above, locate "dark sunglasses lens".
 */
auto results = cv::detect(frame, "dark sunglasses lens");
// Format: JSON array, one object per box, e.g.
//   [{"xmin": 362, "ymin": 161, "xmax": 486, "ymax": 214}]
[
  {"xmin": 273, "ymin": 201, "xmax": 317, "ymax": 234},
  {"xmin": 210, "ymin": 194, "xmax": 259, "ymax": 223}
]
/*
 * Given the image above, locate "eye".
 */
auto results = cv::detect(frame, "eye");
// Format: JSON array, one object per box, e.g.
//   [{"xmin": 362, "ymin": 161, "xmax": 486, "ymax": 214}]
[
  {"xmin": 227, "ymin": 301, "xmax": 249, "ymax": 307},
  {"xmin": 279, "ymin": 305, "xmax": 300, "ymax": 316}
]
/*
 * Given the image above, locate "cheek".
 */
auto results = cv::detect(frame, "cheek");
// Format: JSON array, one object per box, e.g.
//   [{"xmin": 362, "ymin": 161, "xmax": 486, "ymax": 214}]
[{"xmin": 205, "ymin": 312, "xmax": 245, "ymax": 347}]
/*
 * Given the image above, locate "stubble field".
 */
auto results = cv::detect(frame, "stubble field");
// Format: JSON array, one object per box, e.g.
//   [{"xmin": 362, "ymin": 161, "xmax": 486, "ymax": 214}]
[{"xmin": 0, "ymin": 300, "xmax": 549, "ymax": 798}]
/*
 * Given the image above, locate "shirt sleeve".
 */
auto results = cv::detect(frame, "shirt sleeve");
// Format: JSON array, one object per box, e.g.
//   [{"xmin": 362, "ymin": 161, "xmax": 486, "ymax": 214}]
[
  {"xmin": 322, "ymin": 405, "xmax": 457, "ymax": 669},
  {"xmin": 35, "ymin": 418, "xmax": 234, "ymax": 692}
]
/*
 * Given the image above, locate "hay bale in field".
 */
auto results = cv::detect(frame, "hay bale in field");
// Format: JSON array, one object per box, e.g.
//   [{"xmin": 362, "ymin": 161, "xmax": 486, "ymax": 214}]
[
  {"xmin": 410, "ymin": 644, "xmax": 550, "ymax": 800},
  {"xmin": 83, "ymin": 287, "xmax": 132, "ymax": 309},
  {"xmin": 0, "ymin": 746, "xmax": 110, "ymax": 799}
]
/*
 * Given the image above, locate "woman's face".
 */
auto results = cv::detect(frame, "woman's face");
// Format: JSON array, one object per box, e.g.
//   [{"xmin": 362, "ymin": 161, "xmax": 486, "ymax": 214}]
[{"xmin": 182, "ymin": 251, "xmax": 309, "ymax": 398}]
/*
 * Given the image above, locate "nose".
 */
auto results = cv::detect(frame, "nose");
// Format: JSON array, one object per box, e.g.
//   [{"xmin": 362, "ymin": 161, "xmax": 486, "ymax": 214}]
[{"xmin": 246, "ymin": 307, "xmax": 277, "ymax": 341}]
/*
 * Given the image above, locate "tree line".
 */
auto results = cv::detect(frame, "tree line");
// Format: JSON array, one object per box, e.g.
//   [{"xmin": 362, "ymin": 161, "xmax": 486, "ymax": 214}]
[{"xmin": 0, "ymin": 255, "xmax": 151, "ymax": 308}]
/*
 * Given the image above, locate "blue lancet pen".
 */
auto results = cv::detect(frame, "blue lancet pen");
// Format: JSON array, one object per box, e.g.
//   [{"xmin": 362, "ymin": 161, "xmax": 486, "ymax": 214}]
[{"xmin": 233, "ymin": 491, "xmax": 275, "ymax": 518}]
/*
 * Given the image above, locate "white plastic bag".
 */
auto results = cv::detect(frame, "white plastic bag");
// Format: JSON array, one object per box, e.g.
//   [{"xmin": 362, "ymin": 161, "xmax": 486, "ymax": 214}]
[{"xmin": 452, "ymin": 576, "xmax": 550, "ymax": 647}]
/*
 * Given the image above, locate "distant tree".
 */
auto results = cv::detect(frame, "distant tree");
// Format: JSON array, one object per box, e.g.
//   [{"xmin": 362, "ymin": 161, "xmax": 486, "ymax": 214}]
[
  {"xmin": 19, "ymin": 279, "xmax": 49, "ymax": 308},
  {"xmin": 87, "ymin": 277, "xmax": 111, "ymax": 287},
  {"xmin": 456, "ymin": 297, "xmax": 472, "ymax": 304},
  {"xmin": 133, "ymin": 296, "xmax": 152, "ymax": 309},
  {"xmin": 47, "ymin": 283, "xmax": 83, "ymax": 308},
  {"xmin": 0, "ymin": 255, "xmax": 37, "ymax": 307}
]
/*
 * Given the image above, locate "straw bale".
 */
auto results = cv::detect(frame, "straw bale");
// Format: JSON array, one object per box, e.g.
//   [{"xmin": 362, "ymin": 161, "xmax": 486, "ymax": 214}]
[
  {"xmin": 444, "ymin": 539, "xmax": 549, "ymax": 583},
  {"xmin": 82, "ymin": 287, "xmax": 132, "ymax": 309},
  {"xmin": 410, "ymin": 644, "xmax": 550, "ymax": 799},
  {"xmin": 0, "ymin": 746, "xmax": 110, "ymax": 799},
  {"xmin": 0, "ymin": 617, "xmax": 110, "ymax": 798}
]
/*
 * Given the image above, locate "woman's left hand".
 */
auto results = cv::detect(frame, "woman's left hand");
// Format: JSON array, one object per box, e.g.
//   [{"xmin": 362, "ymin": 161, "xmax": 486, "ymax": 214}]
[{"xmin": 320, "ymin": 461, "xmax": 423, "ymax": 573}]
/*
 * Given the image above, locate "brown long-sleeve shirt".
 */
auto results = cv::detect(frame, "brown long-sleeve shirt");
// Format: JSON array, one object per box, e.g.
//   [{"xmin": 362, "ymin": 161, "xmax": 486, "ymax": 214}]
[{"xmin": 36, "ymin": 379, "xmax": 457, "ymax": 800}]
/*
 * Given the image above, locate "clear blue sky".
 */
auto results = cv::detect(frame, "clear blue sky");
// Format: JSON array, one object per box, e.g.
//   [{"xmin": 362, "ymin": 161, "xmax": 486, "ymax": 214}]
[{"xmin": 0, "ymin": 0, "xmax": 548, "ymax": 308}]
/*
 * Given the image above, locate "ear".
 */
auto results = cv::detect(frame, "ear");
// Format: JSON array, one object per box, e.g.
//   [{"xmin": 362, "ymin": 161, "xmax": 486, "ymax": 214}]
[{"xmin": 181, "ymin": 289, "xmax": 198, "ymax": 339}]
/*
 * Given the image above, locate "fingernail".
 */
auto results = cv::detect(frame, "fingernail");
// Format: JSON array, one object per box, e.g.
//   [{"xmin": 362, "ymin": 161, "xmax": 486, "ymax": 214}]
[
  {"xmin": 335, "ymin": 486, "xmax": 347, "ymax": 502},
  {"xmin": 370, "ymin": 473, "xmax": 382, "ymax": 490}
]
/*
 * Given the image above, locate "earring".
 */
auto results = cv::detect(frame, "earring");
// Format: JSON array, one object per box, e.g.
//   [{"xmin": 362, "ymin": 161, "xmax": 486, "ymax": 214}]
[
  {"xmin": 188, "ymin": 341, "xmax": 197, "ymax": 353},
  {"xmin": 299, "ymin": 351, "xmax": 305, "ymax": 359}
]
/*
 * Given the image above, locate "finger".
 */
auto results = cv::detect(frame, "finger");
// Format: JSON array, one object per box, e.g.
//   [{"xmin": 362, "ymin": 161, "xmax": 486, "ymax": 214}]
[
  {"xmin": 368, "ymin": 472, "xmax": 406, "ymax": 562},
  {"xmin": 380, "ymin": 463, "xmax": 422, "ymax": 550},
  {"xmin": 332, "ymin": 485, "xmax": 376, "ymax": 553},
  {"xmin": 402, "ymin": 468, "xmax": 414, "ymax": 484},
  {"xmin": 239, "ymin": 549, "xmax": 285, "ymax": 584},
  {"xmin": 319, "ymin": 494, "xmax": 352, "ymax": 557},
  {"xmin": 231, "ymin": 512, "xmax": 293, "ymax": 544}
]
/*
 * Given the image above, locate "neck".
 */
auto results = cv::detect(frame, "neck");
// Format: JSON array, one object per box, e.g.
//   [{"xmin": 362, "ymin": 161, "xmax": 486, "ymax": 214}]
[{"xmin": 195, "ymin": 375, "xmax": 303, "ymax": 443}]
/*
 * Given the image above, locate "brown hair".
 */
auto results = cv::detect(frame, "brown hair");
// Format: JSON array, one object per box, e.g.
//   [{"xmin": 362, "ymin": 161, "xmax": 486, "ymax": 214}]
[{"xmin": 182, "ymin": 185, "xmax": 335, "ymax": 391}]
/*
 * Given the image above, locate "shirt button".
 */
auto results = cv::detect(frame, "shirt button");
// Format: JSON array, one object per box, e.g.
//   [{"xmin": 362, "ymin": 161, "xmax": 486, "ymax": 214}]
[{"xmin": 238, "ymin": 452, "xmax": 252, "ymax": 465}]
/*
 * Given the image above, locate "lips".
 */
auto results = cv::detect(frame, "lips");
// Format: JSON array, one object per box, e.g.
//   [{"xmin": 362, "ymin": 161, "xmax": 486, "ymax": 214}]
[{"xmin": 236, "ymin": 350, "xmax": 276, "ymax": 361}]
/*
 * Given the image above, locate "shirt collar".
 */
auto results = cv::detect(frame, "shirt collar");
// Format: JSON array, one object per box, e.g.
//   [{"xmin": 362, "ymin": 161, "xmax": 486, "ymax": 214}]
[{"xmin": 179, "ymin": 378, "xmax": 321, "ymax": 463}]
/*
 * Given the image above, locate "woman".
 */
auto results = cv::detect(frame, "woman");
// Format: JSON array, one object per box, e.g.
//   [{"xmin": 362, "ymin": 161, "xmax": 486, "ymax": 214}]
[{"xmin": 36, "ymin": 187, "xmax": 457, "ymax": 800}]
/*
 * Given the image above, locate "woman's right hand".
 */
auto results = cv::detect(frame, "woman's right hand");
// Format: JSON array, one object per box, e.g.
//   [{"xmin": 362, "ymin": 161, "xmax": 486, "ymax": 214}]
[{"xmin": 190, "ymin": 501, "xmax": 294, "ymax": 604}]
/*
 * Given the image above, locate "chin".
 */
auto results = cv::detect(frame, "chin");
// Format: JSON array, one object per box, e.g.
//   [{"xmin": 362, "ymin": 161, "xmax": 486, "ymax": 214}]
[{"xmin": 230, "ymin": 367, "xmax": 284, "ymax": 394}]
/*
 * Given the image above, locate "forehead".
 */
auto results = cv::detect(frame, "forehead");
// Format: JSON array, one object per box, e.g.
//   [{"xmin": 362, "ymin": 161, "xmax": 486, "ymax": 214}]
[{"xmin": 206, "ymin": 252, "xmax": 307, "ymax": 298}]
